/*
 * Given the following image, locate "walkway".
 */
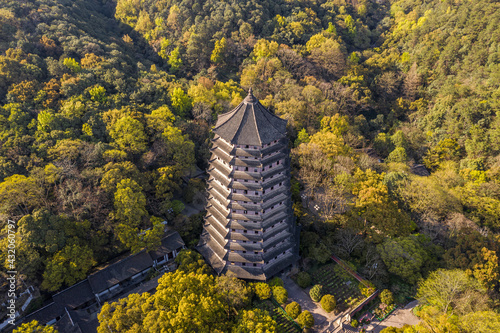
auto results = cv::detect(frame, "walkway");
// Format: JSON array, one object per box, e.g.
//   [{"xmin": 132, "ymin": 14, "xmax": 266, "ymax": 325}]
[
  {"xmin": 283, "ymin": 275, "xmax": 341, "ymax": 332},
  {"xmin": 366, "ymin": 300, "xmax": 421, "ymax": 332}
]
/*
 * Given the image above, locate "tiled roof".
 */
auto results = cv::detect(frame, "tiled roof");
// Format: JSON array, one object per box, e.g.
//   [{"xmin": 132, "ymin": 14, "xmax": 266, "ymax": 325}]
[
  {"xmin": 52, "ymin": 279, "xmax": 94, "ymax": 310},
  {"xmin": 87, "ymin": 251, "xmax": 153, "ymax": 294},
  {"xmin": 213, "ymin": 88, "xmax": 287, "ymax": 146},
  {"xmin": 148, "ymin": 230, "xmax": 185, "ymax": 261}
]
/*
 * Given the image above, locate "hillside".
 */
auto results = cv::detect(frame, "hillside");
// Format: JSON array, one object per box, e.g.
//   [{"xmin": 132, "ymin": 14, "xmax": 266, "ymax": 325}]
[{"xmin": 1, "ymin": 0, "xmax": 500, "ymax": 331}]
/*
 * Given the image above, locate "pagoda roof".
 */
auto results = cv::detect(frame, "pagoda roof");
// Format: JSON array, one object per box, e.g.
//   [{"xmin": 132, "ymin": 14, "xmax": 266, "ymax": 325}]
[{"xmin": 213, "ymin": 88, "xmax": 287, "ymax": 146}]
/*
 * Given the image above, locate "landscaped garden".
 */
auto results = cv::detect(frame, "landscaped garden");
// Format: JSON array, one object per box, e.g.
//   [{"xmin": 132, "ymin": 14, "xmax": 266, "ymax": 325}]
[
  {"xmin": 308, "ymin": 263, "xmax": 367, "ymax": 311},
  {"xmin": 253, "ymin": 299, "xmax": 302, "ymax": 333}
]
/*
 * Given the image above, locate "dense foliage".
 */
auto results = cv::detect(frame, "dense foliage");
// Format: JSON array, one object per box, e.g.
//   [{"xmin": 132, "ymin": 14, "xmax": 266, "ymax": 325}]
[{"xmin": 0, "ymin": 0, "xmax": 499, "ymax": 329}]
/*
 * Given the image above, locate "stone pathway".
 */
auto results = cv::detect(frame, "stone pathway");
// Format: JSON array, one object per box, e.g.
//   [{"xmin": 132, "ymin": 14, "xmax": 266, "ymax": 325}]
[
  {"xmin": 365, "ymin": 300, "xmax": 421, "ymax": 332},
  {"xmin": 283, "ymin": 275, "xmax": 341, "ymax": 332}
]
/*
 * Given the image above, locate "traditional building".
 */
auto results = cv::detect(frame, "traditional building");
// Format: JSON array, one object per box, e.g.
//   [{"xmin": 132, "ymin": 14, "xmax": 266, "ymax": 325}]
[{"xmin": 198, "ymin": 88, "xmax": 299, "ymax": 281}]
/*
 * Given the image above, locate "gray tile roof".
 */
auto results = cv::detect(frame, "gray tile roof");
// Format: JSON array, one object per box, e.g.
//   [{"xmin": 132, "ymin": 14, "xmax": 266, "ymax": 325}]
[
  {"xmin": 87, "ymin": 251, "xmax": 153, "ymax": 294},
  {"xmin": 148, "ymin": 230, "xmax": 185, "ymax": 261},
  {"xmin": 52, "ymin": 279, "xmax": 95, "ymax": 310},
  {"xmin": 213, "ymin": 88, "xmax": 287, "ymax": 146}
]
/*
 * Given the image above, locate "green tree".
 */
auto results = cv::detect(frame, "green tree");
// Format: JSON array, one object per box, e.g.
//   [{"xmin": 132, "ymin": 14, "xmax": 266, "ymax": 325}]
[
  {"xmin": 109, "ymin": 116, "xmax": 147, "ymax": 154},
  {"xmin": 170, "ymin": 87, "xmax": 192, "ymax": 118},
  {"xmin": 63, "ymin": 57, "xmax": 81, "ymax": 73},
  {"xmin": 309, "ymin": 284, "xmax": 323, "ymax": 302},
  {"xmin": 216, "ymin": 274, "xmax": 252, "ymax": 316},
  {"xmin": 296, "ymin": 310, "xmax": 314, "ymax": 329},
  {"xmin": 41, "ymin": 244, "xmax": 95, "ymax": 291},
  {"xmin": 417, "ymin": 269, "xmax": 488, "ymax": 314},
  {"xmin": 98, "ymin": 270, "xmax": 227, "ymax": 333},
  {"xmin": 13, "ymin": 321, "xmax": 57, "ymax": 333},
  {"xmin": 232, "ymin": 309, "xmax": 276, "ymax": 333},
  {"xmin": 272, "ymin": 285, "xmax": 288, "ymax": 304},
  {"xmin": 285, "ymin": 301, "xmax": 302, "ymax": 319},
  {"xmin": 89, "ymin": 85, "xmax": 106, "ymax": 103},
  {"xmin": 175, "ymin": 249, "xmax": 212, "ymax": 275},
  {"xmin": 254, "ymin": 282, "xmax": 271, "ymax": 300},
  {"xmin": 0, "ymin": 174, "xmax": 42, "ymax": 217},
  {"xmin": 380, "ymin": 289, "xmax": 394, "ymax": 306},
  {"xmin": 111, "ymin": 178, "xmax": 161, "ymax": 252},
  {"xmin": 297, "ymin": 271, "xmax": 312, "ymax": 288},
  {"xmin": 387, "ymin": 147, "xmax": 408, "ymax": 163},
  {"xmin": 377, "ymin": 236, "xmax": 428, "ymax": 284},
  {"xmin": 211, "ymin": 37, "xmax": 227, "ymax": 64},
  {"xmin": 168, "ymin": 47, "xmax": 182, "ymax": 71},
  {"xmin": 268, "ymin": 277, "xmax": 284, "ymax": 287},
  {"xmin": 320, "ymin": 294, "xmax": 336, "ymax": 313},
  {"xmin": 294, "ymin": 128, "xmax": 310, "ymax": 147}
]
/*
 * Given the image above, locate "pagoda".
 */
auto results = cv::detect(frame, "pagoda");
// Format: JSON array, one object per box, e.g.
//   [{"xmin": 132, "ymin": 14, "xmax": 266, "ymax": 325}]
[{"xmin": 197, "ymin": 88, "xmax": 299, "ymax": 281}]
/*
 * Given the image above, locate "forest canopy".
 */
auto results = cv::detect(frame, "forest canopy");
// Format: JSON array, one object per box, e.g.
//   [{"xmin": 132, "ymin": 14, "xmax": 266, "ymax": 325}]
[{"xmin": 0, "ymin": 0, "xmax": 499, "ymax": 330}]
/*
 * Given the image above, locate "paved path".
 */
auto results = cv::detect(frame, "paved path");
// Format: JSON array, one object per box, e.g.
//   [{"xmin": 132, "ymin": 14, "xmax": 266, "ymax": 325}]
[
  {"xmin": 182, "ymin": 202, "xmax": 205, "ymax": 217},
  {"xmin": 283, "ymin": 276, "xmax": 340, "ymax": 332},
  {"xmin": 366, "ymin": 300, "xmax": 421, "ymax": 332}
]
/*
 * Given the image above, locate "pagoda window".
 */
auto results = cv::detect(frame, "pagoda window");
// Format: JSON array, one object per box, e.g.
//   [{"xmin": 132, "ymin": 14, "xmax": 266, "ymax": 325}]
[
  {"xmin": 254, "ymin": 168, "xmax": 258, "ymax": 172},
  {"xmin": 245, "ymin": 167, "xmax": 248, "ymax": 171},
  {"xmin": 255, "ymin": 191, "xmax": 258, "ymax": 195},
  {"xmin": 242, "ymin": 263, "xmax": 246, "ymax": 266},
  {"xmin": 244, "ymin": 190, "xmax": 248, "ymax": 194},
  {"xmin": 244, "ymin": 180, "xmax": 248, "ymax": 182},
  {"xmin": 244, "ymin": 210, "xmax": 247, "ymax": 214},
  {"xmin": 255, "ymin": 212, "xmax": 258, "ymax": 215},
  {"xmin": 244, "ymin": 230, "xmax": 247, "ymax": 233},
  {"xmin": 245, "ymin": 145, "xmax": 249, "ymax": 148},
  {"xmin": 253, "ymin": 263, "xmax": 257, "ymax": 267},
  {"xmin": 277, "ymin": 160, "xmax": 280, "ymax": 165}
]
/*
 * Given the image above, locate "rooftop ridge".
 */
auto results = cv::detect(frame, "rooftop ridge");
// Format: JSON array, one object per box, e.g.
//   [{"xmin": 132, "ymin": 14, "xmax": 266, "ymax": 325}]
[{"xmin": 213, "ymin": 87, "xmax": 287, "ymax": 146}]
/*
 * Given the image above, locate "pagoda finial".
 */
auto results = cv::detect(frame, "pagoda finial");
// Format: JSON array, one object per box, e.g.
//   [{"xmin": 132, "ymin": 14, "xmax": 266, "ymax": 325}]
[{"xmin": 243, "ymin": 87, "xmax": 256, "ymax": 103}]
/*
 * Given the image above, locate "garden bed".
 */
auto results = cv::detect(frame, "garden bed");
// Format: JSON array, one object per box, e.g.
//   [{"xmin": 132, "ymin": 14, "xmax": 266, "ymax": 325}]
[
  {"xmin": 308, "ymin": 263, "xmax": 366, "ymax": 312},
  {"xmin": 253, "ymin": 299, "xmax": 302, "ymax": 333}
]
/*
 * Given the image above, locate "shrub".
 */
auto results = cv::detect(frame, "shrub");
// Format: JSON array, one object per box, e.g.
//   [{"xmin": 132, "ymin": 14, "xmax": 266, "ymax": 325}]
[
  {"xmin": 380, "ymin": 289, "xmax": 394, "ymax": 306},
  {"xmin": 254, "ymin": 283, "xmax": 271, "ymax": 300},
  {"xmin": 320, "ymin": 294, "xmax": 336, "ymax": 313},
  {"xmin": 272, "ymin": 286, "xmax": 288, "ymax": 304},
  {"xmin": 268, "ymin": 277, "xmax": 284, "ymax": 287},
  {"xmin": 285, "ymin": 301, "xmax": 301, "ymax": 319},
  {"xmin": 309, "ymin": 284, "xmax": 323, "ymax": 302},
  {"xmin": 351, "ymin": 319, "xmax": 359, "ymax": 328},
  {"xmin": 359, "ymin": 281, "xmax": 376, "ymax": 297},
  {"xmin": 296, "ymin": 310, "xmax": 314, "ymax": 328},
  {"xmin": 297, "ymin": 272, "xmax": 311, "ymax": 288}
]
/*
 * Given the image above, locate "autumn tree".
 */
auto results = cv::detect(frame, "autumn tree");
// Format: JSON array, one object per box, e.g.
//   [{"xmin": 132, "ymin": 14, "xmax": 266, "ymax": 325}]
[
  {"xmin": 41, "ymin": 243, "xmax": 95, "ymax": 291},
  {"xmin": 285, "ymin": 302, "xmax": 301, "ymax": 319},
  {"xmin": 13, "ymin": 321, "xmax": 57, "ymax": 333},
  {"xmin": 296, "ymin": 310, "xmax": 314, "ymax": 329},
  {"xmin": 109, "ymin": 116, "xmax": 148, "ymax": 154},
  {"xmin": 417, "ymin": 269, "xmax": 489, "ymax": 314},
  {"xmin": 232, "ymin": 309, "xmax": 276, "ymax": 333}
]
